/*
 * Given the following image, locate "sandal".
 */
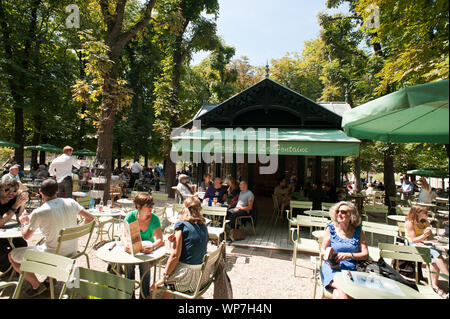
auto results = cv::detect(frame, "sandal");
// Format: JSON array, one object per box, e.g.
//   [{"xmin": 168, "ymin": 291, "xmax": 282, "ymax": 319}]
[{"xmin": 432, "ymin": 287, "xmax": 446, "ymax": 298}]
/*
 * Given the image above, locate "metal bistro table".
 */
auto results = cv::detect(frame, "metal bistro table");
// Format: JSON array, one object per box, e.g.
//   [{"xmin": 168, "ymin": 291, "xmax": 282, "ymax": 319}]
[
  {"xmin": 0, "ymin": 225, "xmax": 23, "ymax": 280},
  {"xmin": 334, "ymin": 270, "xmax": 426, "ymax": 299},
  {"xmin": 96, "ymin": 241, "xmax": 167, "ymax": 298},
  {"xmin": 89, "ymin": 207, "xmax": 124, "ymax": 248}
]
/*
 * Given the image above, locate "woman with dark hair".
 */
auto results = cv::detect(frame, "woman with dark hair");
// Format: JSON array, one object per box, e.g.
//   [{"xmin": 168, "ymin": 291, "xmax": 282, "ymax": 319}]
[
  {"xmin": 152, "ymin": 196, "xmax": 208, "ymax": 298},
  {"xmin": 124, "ymin": 192, "xmax": 163, "ymax": 298},
  {"xmin": 320, "ymin": 201, "xmax": 368, "ymax": 299},
  {"xmin": 406, "ymin": 205, "xmax": 449, "ymax": 298}
]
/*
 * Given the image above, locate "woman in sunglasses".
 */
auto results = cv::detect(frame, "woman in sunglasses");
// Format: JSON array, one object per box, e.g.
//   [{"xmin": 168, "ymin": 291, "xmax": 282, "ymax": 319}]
[
  {"xmin": 320, "ymin": 201, "xmax": 369, "ymax": 299},
  {"xmin": 406, "ymin": 205, "xmax": 449, "ymax": 298},
  {"xmin": 0, "ymin": 179, "xmax": 28, "ymax": 275}
]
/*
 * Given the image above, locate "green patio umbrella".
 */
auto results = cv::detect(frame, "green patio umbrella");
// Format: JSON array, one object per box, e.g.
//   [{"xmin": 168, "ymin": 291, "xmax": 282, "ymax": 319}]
[
  {"xmin": 342, "ymin": 79, "xmax": 449, "ymax": 143},
  {"xmin": 73, "ymin": 149, "xmax": 97, "ymax": 156},
  {"xmin": 0, "ymin": 139, "xmax": 20, "ymax": 148},
  {"xmin": 24, "ymin": 144, "xmax": 63, "ymax": 153},
  {"xmin": 406, "ymin": 168, "xmax": 449, "ymax": 178}
]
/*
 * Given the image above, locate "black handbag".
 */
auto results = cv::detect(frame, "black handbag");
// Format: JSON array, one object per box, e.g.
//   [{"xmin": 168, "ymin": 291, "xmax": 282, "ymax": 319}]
[{"xmin": 357, "ymin": 258, "xmax": 419, "ymax": 291}]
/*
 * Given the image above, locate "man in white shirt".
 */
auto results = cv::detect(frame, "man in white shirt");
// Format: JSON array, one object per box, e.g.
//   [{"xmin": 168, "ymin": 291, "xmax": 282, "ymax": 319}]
[
  {"xmin": 8, "ymin": 178, "xmax": 94, "ymax": 297},
  {"xmin": 48, "ymin": 146, "xmax": 80, "ymax": 198},
  {"xmin": 130, "ymin": 158, "xmax": 143, "ymax": 189},
  {"xmin": 227, "ymin": 180, "xmax": 255, "ymax": 230}
]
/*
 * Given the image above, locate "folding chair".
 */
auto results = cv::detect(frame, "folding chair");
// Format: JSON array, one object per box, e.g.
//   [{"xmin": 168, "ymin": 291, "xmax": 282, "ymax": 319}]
[
  {"xmin": 13, "ymin": 250, "xmax": 76, "ymax": 299},
  {"xmin": 157, "ymin": 242, "xmax": 225, "ymax": 299},
  {"xmin": 202, "ymin": 206, "xmax": 228, "ymax": 244},
  {"xmin": 69, "ymin": 267, "xmax": 134, "ymax": 299},
  {"xmin": 362, "ymin": 221, "xmax": 399, "ymax": 263},
  {"xmin": 287, "ymin": 200, "xmax": 313, "ymax": 240},
  {"xmin": 55, "ymin": 221, "xmax": 95, "ymax": 268}
]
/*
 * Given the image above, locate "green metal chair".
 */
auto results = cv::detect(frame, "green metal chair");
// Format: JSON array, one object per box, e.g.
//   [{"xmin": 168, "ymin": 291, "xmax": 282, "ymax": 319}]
[
  {"xmin": 152, "ymin": 192, "xmax": 169, "ymax": 202},
  {"xmin": 69, "ymin": 267, "xmax": 135, "ymax": 299},
  {"xmin": 287, "ymin": 200, "xmax": 313, "ymax": 240},
  {"xmin": 311, "ymin": 255, "xmax": 333, "ymax": 299},
  {"xmin": 362, "ymin": 221, "xmax": 399, "ymax": 263},
  {"xmin": 202, "ymin": 206, "xmax": 229, "ymax": 244},
  {"xmin": 158, "ymin": 242, "xmax": 225, "ymax": 299},
  {"xmin": 272, "ymin": 194, "xmax": 282, "ymax": 220},
  {"xmin": 321, "ymin": 202, "xmax": 336, "ymax": 211},
  {"xmin": 291, "ymin": 215, "xmax": 329, "ymax": 277},
  {"xmin": 56, "ymin": 221, "xmax": 96, "ymax": 268},
  {"xmin": 0, "ymin": 280, "xmax": 18, "ymax": 298},
  {"xmin": 363, "ymin": 204, "xmax": 389, "ymax": 223},
  {"xmin": 13, "ymin": 249, "xmax": 76, "ymax": 299},
  {"xmin": 378, "ymin": 243, "xmax": 442, "ymax": 299},
  {"xmin": 76, "ymin": 196, "xmax": 91, "ymax": 209}
]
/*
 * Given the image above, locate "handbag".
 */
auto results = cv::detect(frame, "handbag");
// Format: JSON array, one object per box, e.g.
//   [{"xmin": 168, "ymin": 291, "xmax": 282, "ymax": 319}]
[
  {"xmin": 230, "ymin": 229, "xmax": 246, "ymax": 241},
  {"xmin": 357, "ymin": 258, "xmax": 418, "ymax": 291}
]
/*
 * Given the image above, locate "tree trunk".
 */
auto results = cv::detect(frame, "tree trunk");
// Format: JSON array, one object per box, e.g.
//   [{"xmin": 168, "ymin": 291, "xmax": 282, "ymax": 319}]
[
  {"xmin": 354, "ymin": 156, "xmax": 361, "ymax": 192},
  {"xmin": 383, "ymin": 143, "xmax": 396, "ymax": 210},
  {"xmin": 165, "ymin": 150, "xmax": 176, "ymax": 198}
]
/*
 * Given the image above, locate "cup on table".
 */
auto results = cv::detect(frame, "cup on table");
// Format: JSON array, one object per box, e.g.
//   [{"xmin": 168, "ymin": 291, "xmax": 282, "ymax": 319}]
[{"xmin": 213, "ymin": 197, "xmax": 218, "ymax": 205}]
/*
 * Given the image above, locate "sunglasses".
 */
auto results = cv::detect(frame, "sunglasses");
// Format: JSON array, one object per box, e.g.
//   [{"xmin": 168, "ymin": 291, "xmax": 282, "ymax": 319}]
[
  {"xmin": 419, "ymin": 219, "xmax": 428, "ymax": 224},
  {"xmin": 338, "ymin": 209, "xmax": 351, "ymax": 215},
  {"xmin": 2, "ymin": 188, "xmax": 18, "ymax": 193}
]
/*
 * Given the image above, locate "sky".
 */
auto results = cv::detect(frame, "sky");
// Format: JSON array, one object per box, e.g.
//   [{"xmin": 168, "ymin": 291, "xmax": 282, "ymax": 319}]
[{"xmin": 191, "ymin": 0, "xmax": 348, "ymax": 66}]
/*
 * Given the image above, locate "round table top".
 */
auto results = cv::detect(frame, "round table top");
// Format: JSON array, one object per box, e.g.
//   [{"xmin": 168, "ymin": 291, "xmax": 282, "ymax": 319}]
[
  {"xmin": 388, "ymin": 215, "xmax": 406, "ymax": 222},
  {"xmin": 116, "ymin": 198, "xmax": 134, "ymax": 205},
  {"xmin": 305, "ymin": 210, "xmax": 330, "ymax": 218},
  {"xmin": 333, "ymin": 271, "xmax": 426, "ymax": 299},
  {"xmin": 412, "ymin": 202, "xmax": 437, "ymax": 207},
  {"xmin": 435, "ymin": 197, "xmax": 449, "ymax": 202},
  {"xmin": 437, "ymin": 210, "xmax": 449, "ymax": 215},
  {"xmin": 0, "ymin": 227, "xmax": 22, "ymax": 239},
  {"xmin": 96, "ymin": 241, "xmax": 167, "ymax": 265},
  {"xmin": 72, "ymin": 191, "xmax": 89, "ymax": 198},
  {"xmin": 88, "ymin": 208, "xmax": 124, "ymax": 217}
]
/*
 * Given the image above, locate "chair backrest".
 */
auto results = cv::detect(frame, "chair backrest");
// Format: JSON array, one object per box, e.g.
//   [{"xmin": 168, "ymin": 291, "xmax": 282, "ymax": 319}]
[
  {"xmin": 202, "ymin": 206, "xmax": 228, "ymax": 230},
  {"xmin": 14, "ymin": 249, "xmax": 76, "ymax": 299},
  {"xmin": 76, "ymin": 196, "xmax": 91, "ymax": 209},
  {"xmin": 290, "ymin": 200, "xmax": 313, "ymax": 210},
  {"xmin": 152, "ymin": 192, "xmax": 169, "ymax": 202},
  {"xmin": 378, "ymin": 243, "xmax": 432, "ymax": 284},
  {"xmin": 362, "ymin": 221, "xmax": 399, "ymax": 246},
  {"xmin": 396, "ymin": 206, "xmax": 411, "ymax": 215},
  {"xmin": 194, "ymin": 242, "xmax": 225, "ymax": 297},
  {"xmin": 321, "ymin": 202, "xmax": 336, "ymax": 211},
  {"xmin": 153, "ymin": 206, "xmax": 166, "ymax": 223},
  {"xmin": 295, "ymin": 215, "xmax": 329, "ymax": 228},
  {"xmin": 70, "ymin": 267, "xmax": 134, "ymax": 299},
  {"xmin": 56, "ymin": 221, "xmax": 96, "ymax": 257},
  {"xmin": 172, "ymin": 203, "xmax": 184, "ymax": 216}
]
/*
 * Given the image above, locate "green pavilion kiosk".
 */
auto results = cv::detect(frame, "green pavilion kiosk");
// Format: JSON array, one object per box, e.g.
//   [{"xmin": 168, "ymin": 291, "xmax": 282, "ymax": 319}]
[{"xmin": 172, "ymin": 77, "xmax": 360, "ymax": 198}]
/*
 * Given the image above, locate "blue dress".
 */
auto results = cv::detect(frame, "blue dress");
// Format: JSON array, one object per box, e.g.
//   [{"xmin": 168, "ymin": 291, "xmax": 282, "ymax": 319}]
[{"xmin": 321, "ymin": 224, "xmax": 361, "ymax": 288}]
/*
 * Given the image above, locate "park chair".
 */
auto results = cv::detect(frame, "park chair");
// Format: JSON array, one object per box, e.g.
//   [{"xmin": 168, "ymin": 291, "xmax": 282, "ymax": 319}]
[
  {"xmin": 291, "ymin": 215, "xmax": 329, "ymax": 277},
  {"xmin": 109, "ymin": 185, "xmax": 122, "ymax": 204},
  {"xmin": 56, "ymin": 221, "xmax": 95, "ymax": 269},
  {"xmin": 174, "ymin": 188, "xmax": 183, "ymax": 204},
  {"xmin": 69, "ymin": 267, "xmax": 134, "ymax": 299},
  {"xmin": 321, "ymin": 202, "xmax": 336, "ymax": 211},
  {"xmin": 363, "ymin": 204, "xmax": 389, "ymax": 223},
  {"xmin": 396, "ymin": 206, "xmax": 411, "ymax": 216},
  {"xmin": 158, "ymin": 241, "xmax": 225, "ymax": 299},
  {"xmin": 201, "ymin": 206, "xmax": 228, "ymax": 244},
  {"xmin": 272, "ymin": 194, "xmax": 282, "ymax": 220},
  {"xmin": 13, "ymin": 249, "xmax": 76, "ymax": 299},
  {"xmin": 234, "ymin": 200, "xmax": 257, "ymax": 235},
  {"xmin": 287, "ymin": 200, "xmax": 313, "ymax": 240},
  {"xmin": 0, "ymin": 280, "xmax": 18, "ymax": 298},
  {"xmin": 311, "ymin": 255, "xmax": 333, "ymax": 299},
  {"xmin": 76, "ymin": 196, "xmax": 91, "ymax": 209},
  {"xmin": 152, "ymin": 192, "xmax": 169, "ymax": 202},
  {"xmin": 373, "ymin": 191, "xmax": 385, "ymax": 205},
  {"xmin": 362, "ymin": 221, "xmax": 399, "ymax": 263},
  {"xmin": 378, "ymin": 243, "xmax": 442, "ymax": 299}
]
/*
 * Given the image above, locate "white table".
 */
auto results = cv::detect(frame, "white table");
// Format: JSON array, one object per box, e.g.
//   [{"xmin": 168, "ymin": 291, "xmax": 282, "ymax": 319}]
[
  {"xmin": 0, "ymin": 226, "xmax": 23, "ymax": 280},
  {"xmin": 96, "ymin": 241, "xmax": 167, "ymax": 298},
  {"xmin": 88, "ymin": 208, "xmax": 125, "ymax": 247},
  {"xmin": 333, "ymin": 271, "xmax": 426, "ymax": 299},
  {"xmin": 72, "ymin": 191, "xmax": 89, "ymax": 199}
]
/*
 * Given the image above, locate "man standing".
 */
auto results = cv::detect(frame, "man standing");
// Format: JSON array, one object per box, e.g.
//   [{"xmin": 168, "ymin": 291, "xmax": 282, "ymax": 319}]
[
  {"xmin": 48, "ymin": 146, "xmax": 80, "ymax": 198},
  {"xmin": 8, "ymin": 179, "xmax": 94, "ymax": 297},
  {"xmin": 130, "ymin": 158, "xmax": 143, "ymax": 190},
  {"xmin": 401, "ymin": 175, "xmax": 414, "ymax": 201},
  {"xmin": 1, "ymin": 164, "xmax": 21, "ymax": 183}
]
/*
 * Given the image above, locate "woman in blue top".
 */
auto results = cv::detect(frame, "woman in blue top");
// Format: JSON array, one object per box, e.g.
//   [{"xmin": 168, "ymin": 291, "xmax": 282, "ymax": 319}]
[
  {"xmin": 152, "ymin": 196, "xmax": 208, "ymax": 298},
  {"xmin": 320, "ymin": 201, "xmax": 368, "ymax": 299},
  {"xmin": 124, "ymin": 193, "xmax": 163, "ymax": 298}
]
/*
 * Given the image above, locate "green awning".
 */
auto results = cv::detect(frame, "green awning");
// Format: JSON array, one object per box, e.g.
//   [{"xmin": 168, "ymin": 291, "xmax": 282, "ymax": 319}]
[{"xmin": 171, "ymin": 128, "xmax": 360, "ymax": 156}]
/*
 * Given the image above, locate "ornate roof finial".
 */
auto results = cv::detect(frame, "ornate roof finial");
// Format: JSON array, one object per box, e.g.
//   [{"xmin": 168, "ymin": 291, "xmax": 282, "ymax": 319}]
[{"xmin": 265, "ymin": 60, "xmax": 270, "ymax": 78}]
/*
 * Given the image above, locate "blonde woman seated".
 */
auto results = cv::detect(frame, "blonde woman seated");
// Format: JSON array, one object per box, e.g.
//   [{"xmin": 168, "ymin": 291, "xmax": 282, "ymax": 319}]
[
  {"xmin": 152, "ymin": 196, "xmax": 208, "ymax": 298},
  {"xmin": 320, "ymin": 201, "xmax": 369, "ymax": 299},
  {"xmin": 405, "ymin": 205, "xmax": 449, "ymax": 298}
]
